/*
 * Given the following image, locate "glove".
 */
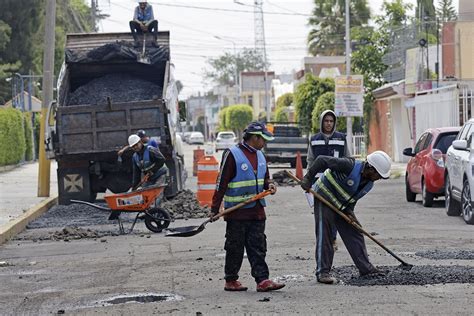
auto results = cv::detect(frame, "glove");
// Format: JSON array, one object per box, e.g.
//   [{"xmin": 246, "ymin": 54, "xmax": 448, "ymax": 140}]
[
  {"xmin": 300, "ymin": 177, "xmax": 312, "ymax": 191},
  {"xmin": 209, "ymin": 209, "xmax": 219, "ymax": 222}
]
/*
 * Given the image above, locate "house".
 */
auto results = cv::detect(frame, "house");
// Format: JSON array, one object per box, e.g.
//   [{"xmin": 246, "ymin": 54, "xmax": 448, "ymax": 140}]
[{"xmin": 240, "ymin": 71, "xmax": 275, "ymax": 118}]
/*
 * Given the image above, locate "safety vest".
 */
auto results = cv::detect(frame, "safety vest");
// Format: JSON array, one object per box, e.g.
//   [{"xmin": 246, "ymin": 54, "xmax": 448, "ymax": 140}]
[
  {"xmin": 315, "ymin": 160, "xmax": 373, "ymax": 211},
  {"xmin": 310, "ymin": 132, "xmax": 346, "ymax": 158},
  {"xmin": 224, "ymin": 145, "xmax": 267, "ymax": 209},
  {"xmin": 133, "ymin": 146, "xmax": 168, "ymax": 181}
]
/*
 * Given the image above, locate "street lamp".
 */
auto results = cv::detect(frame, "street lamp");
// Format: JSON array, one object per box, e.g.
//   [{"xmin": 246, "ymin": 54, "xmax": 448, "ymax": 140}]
[{"xmin": 214, "ymin": 35, "xmax": 240, "ymax": 103}]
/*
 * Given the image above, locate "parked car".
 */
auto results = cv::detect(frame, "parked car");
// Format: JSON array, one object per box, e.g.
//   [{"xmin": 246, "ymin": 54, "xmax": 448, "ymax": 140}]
[
  {"xmin": 183, "ymin": 132, "xmax": 192, "ymax": 143},
  {"xmin": 445, "ymin": 118, "xmax": 474, "ymax": 224},
  {"xmin": 188, "ymin": 132, "xmax": 204, "ymax": 145},
  {"xmin": 215, "ymin": 131, "xmax": 237, "ymax": 152},
  {"xmin": 403, "ymin": 127, "xmax": 460, "ymax": 207}
]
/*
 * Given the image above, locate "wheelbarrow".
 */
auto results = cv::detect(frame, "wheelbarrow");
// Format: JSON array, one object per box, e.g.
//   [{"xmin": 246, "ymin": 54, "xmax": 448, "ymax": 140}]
[
  {"xmin": 165, "ymin": 190, "xmax": 273, "ymax": 237},
  {"xmin": 71, "ymin": 184, "xmax": 172, "ymax": 234}
]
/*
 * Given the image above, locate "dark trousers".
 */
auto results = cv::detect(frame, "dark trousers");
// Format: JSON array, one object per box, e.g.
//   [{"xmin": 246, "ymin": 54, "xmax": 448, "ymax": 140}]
[
  {"xmin": 129, "ymin": 20, "xmax": 158, "ymax": 41},
  {"xmin": 224, "ymin": 220, "xmax": 269, "ymax": 284},
  {"xmin": 314, "ymin": 201, "xmax": 374, "ymax": 276}
]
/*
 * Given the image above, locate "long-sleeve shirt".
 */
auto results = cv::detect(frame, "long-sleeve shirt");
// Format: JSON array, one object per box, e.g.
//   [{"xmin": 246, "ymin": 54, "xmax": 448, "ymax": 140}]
[
  {"xmin": 133, "ymin": 4, "xmax": 155, "ymax": 24},
  {"xmin": 211, "ymin": 142, "xmax": 270, "ymax": 221},
  {"xmin": 132, "ymin": 146, "xmax": 166, "ymax": 187},
  {"xmin": 306, "ymin": 133, "xmax": 351, "ymax": 167}
]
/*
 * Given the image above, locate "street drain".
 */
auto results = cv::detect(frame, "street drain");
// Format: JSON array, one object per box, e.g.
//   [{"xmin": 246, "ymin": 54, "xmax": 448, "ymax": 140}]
[
  {"xmin": 101, "ymin": 293, "xmax": 183, "ymax": 306},
  {"xmin": 333, "ymin": 265, "xmax": 474, "ymax": 286}
]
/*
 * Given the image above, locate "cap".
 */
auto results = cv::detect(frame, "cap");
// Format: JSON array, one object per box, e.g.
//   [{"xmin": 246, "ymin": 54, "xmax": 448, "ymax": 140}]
[
  {"xmin": 244, "ymin": 121, "xmax": 274, "ymax": 141},
  {"xmin": 136, "ymin": 130, "xmax": 146, "ymax": 138}
]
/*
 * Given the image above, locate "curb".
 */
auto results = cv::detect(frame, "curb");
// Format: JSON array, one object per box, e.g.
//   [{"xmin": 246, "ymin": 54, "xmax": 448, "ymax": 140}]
[{"xmin": 0, "ymin": 195, "xmax": 58, "ymax": 245}]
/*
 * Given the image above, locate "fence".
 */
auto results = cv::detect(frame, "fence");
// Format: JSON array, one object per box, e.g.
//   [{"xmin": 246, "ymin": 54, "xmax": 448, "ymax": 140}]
[{"xmin": 352, "ymin": 132, "xmax": 366, "ymax": 157}]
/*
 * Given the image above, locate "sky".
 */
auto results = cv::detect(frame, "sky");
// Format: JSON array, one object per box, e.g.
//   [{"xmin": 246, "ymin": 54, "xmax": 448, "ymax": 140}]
[{"xmin": 98, "ymin": 0, "xmax": 460, "ymax": 98}]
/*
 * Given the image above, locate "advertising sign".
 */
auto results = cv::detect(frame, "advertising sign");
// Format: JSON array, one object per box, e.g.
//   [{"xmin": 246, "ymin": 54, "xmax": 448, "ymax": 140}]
[{"xmin": 335, "ymin": 75, "xmax": 364, "ymax": 117}]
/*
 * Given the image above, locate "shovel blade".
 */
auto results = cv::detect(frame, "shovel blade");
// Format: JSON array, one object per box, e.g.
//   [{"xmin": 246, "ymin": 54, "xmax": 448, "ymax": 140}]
[{"xmin": 165, "ymin": 224, "xmax": 206, "ymax": 237}]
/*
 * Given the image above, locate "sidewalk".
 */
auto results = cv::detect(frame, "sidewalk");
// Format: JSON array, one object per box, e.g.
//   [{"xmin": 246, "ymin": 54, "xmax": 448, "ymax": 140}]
[{"xmin": 0, "ymin": 161, "xmax": 58, "ymax": 227}]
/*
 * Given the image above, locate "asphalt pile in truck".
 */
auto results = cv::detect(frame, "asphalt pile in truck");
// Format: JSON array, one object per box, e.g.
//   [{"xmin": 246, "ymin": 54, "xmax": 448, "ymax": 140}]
[{"xmin": 68, "ymin": 73, "xmax": 163, "ymax": 106}]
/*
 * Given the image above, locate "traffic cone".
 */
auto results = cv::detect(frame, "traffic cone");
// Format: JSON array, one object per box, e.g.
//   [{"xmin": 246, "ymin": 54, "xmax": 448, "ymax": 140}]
[{"xmin": 295, "ymin": 151, "xmax": 303, "ymax": 180}]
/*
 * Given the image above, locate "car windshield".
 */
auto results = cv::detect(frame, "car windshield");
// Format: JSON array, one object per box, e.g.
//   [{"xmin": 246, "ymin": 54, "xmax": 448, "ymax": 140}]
[
  {"xmin": 434, "ymin": 133, "xmax": 458, "ymax": 154},
  {"xmin": 219, "ymin": 133, "xmax": 234, "ymax": 139}
]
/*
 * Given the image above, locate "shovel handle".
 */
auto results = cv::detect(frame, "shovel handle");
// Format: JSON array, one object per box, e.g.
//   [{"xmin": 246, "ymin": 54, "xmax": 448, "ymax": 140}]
[
  {"xmin": 211, "ymin": 190, "xmax": 273, "ymax": 222},
  {"xmin": 285, "ymin": 170, "xmax": 412, "ymax": 267}
]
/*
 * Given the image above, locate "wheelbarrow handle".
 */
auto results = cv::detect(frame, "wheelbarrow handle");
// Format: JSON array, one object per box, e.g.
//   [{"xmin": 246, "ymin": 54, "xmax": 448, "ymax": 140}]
[{"xmin": 210, "ymin": 190, "xmax": 273, "ymax": 222}]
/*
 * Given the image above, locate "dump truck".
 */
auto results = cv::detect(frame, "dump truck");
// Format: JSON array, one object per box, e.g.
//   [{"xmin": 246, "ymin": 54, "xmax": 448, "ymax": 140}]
[
  {"xmin": 264, "ymin": 122, "xmax": 309, "ymax": 168},
  {"xmin": 45, "ymin": 32, "xmax": 185, "ymax": 204}
]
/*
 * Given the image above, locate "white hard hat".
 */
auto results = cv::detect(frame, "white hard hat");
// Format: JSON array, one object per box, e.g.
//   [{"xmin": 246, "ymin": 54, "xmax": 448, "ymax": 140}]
[
  {"xmin": 128, "ymin": 134, "xmax": 141, "ymax": 147},
  {"xmin": 366, "ymin": 150, "xmax": 392, "ymax": 179}
]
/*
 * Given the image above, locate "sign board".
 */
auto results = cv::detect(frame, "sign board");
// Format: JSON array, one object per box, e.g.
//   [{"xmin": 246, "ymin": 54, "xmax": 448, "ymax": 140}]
[{"xmin": 335, "ymin": 75, "xmax": 364, "ymax": 117}]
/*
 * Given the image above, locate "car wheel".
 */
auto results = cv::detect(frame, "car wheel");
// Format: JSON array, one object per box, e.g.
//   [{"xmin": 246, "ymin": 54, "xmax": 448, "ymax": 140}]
[
  {"xmin": 445, "ymin": 174, "xmax": 461, "ymax": 216},
  {"xmin": 144, "ymin": 207, "xmax": 171, "ymax": 233},
  {"xmin": 461, "ymin": 179, "xmax": 474, "ymax": 225},
  {"xmin": 405, "ymin": 174, "xmax": 416, "ymax": 202},
  {"xmin": 421, "ymin": 178, "xmax": 434, "ymax": 207}
]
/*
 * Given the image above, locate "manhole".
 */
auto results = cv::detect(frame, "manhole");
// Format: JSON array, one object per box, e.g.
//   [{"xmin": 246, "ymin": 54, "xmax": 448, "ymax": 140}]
[
  {"xmin": 100, "ymin": 293, "xmax": 183, "ymax": 306},
  {"xmin": 333, "ymin": 265, "xmax": 474, "ymax": 286}
]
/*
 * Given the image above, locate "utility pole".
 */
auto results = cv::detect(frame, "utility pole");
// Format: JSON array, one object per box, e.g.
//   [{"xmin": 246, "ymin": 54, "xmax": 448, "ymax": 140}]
[
  {"xmin": 38, "ymin": 0, "xmax": 56, "ymax": 197},
  {"xmin": 345, "ymin": 0, "xmax": 353, "ymax": 153},
  {"xmin": 91, "ymin": 0, "xmax": 97, "ymax": 32}
]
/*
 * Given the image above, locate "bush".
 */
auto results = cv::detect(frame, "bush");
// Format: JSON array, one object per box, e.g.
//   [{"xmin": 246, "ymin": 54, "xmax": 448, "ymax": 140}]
[
  {"xmin": 218, "ymin": 106, "xmax": 229, "ymax": 131},
  {"xmin": 275, "ymin": 107, "xmax": 289, "ymax": 122},
  {"xmin": 276, "ymin": 93, "xmax": 293, "ymax": 109},
  {"xmin": 0, "ymin": 108, "xmax": 26, "ymax": 165},
  {"xmin": 23, "ymin": 112, "xmax": 33, "ymax": 161},
  {"xmin": 33, "ymin": 113, "xmax": 41, "ymax": 158},
  {"xmin": 225, "ymin": 104, "xmax": 253, "ymax": 134}
]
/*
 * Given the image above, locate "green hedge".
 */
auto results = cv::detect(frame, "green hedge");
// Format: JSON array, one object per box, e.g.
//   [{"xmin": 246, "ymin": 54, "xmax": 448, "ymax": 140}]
[{"xmin": 0, "ymin": 107, "xmax": 34, "ymax": 166}]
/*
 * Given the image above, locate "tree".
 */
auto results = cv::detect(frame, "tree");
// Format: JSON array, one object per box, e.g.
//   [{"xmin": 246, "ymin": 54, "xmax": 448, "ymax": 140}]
[
  {"xmin": 436, "ymin": 0, "xmax": 457, "ymax": 22},
  {"xmin": 276, "ymin": 93, "xmax": 293, "ymax": 109},
  {"xmin": 294, "ymin": 74, "xmax": 334, "ymax": 133},
  {"xmin": 204, "ymin": 48, "xmax": 269, "ymax": 86},
  {"xmin": 275, "ymin": 107, "xmax": 289, "ymax": 122},
  {"xmin": 307, "ymin": 0, "xmax": 370, "ymax": 56},
  {"xmin": 225, "ymin": 104, "xmax": 253, "ymax": 136},
  {"xmin": 0, "ymin": 20, "xmax": 20, "ymax": 104},
  {"xmin": 178, "ymin": 100, "xmax": 186, "ymax": 121},
  {"xmin": 218, "ymin": 106, "xmax": 229, "ymax": 131}
]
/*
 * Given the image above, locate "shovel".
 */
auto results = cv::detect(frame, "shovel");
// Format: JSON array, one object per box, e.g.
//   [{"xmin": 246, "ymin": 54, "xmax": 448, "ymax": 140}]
[
  {"xmin": 137, "ymin": 34, "xmax": 151, "ymax": 64},
  {"xmin": 165, "ymin": 190, "xmax": 273, "ymax": 237},
  {"xmin": 285, "ymin": 170, "xmax": 413, "ymax": 269}
]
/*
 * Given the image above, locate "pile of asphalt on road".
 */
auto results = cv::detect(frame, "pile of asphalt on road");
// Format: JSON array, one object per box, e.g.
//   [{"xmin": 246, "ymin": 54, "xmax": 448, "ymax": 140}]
[
  {"xmin": 162, "ymin": 189, "xmax": 209, "ymax": 219},
  {"xmin": 67, "ymin": 73, "xmax": 163, "ymax": 106},
  {"xmin": 272, "ymin": 170, "xmax": 298, "ymax": 186},
  {"xmin": 333, "ymin": 265, "xmax": 474, "ymax": 286}
]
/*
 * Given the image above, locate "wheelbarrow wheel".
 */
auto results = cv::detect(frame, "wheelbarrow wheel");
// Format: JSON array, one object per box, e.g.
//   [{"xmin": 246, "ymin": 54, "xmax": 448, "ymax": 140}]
[{"xmin": 144, "ymin": 207, "xmax": 171, "ymax": 233}]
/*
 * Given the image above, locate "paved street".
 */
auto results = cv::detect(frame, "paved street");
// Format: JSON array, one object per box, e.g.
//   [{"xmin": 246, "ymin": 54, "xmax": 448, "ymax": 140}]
[{"xmin": 0, "ymin": 143, "xmax": 473, "ymax": 315}]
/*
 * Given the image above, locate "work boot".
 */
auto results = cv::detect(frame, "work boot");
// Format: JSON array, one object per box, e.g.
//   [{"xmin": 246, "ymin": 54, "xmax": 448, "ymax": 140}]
[
  {"xmin": 317, "ymin": 273, "xmax": 337, "ymax": 284},
  {"xmin": 360, "ymin": 268, "xmax": 385, "ymax": 278},
  {"xmin": 256, "ymin": 279, "xmax": 285, "ymax": 292},
  {"xmin": 224, "ymin": 280, "xmax": 248, "ymax": 291}
]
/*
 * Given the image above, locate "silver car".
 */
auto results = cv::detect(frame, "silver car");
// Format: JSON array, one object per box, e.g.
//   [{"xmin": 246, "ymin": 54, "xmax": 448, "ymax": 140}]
[
  {"xmin": 445, "ymin": 118, "xmax": 474, "ymax": 224},
  {"xmin": 215, "ymin": 131, "xmax": 237, "ymax": 152}
]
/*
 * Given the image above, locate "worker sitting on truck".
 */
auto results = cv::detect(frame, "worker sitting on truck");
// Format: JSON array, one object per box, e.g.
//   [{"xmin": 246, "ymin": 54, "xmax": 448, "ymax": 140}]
[
  {"xmin": 129, "ymin": 1, "xmax": 159, "ymax": 47},
  {"xmin": 118, "ymin": 129, "xmax": 158, "ymax": 157},
  {"xmin": 128, "ymin": 134, "xmax": 168, "ymax": 190}
]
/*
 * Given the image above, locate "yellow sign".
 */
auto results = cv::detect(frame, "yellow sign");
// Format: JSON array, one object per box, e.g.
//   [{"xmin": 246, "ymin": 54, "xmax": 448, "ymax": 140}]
[{"xmin": 334, "ymin": 75, "xmax": 364, "ymax": 117}]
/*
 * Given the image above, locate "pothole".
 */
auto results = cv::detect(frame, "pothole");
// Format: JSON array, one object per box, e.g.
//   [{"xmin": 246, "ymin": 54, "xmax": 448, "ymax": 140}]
[
  {"xmin": 99, "ymin": 293, "xmax": 183, "ymax": 306},
  {"xmin": 333, "ymin": 265, "xmax": 474, "ymax": 286}
]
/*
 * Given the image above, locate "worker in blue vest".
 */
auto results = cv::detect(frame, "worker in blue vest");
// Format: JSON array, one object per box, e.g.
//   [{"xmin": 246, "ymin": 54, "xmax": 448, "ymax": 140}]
[
  {"xmin": 210, "ymin": 121, "xmax": 285, "ymax": 292},
  {"xmin": 300, "ymin": 151, "xmax": 392, "ymax": 284},
  {"xmin": 307, "ymin": 110, "xmax": 351, "ymax": 251},
  {"xmin": 129, "ymin": 1, "xmax": 159, "ymax": 47},
  {"xmin": 128, "ymin": 134, "xmax": 168, "ymax": 190}
]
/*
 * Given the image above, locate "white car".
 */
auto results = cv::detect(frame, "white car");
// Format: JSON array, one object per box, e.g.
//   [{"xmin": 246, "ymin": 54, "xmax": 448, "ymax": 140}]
[
  {"xmin": 188, "ymin": 132, "xmax": 204, "ymax": 145},
  {"xmin": 215, "ymin": 131, "xmax": 237, "ymax": 152},
  {"xmin": 445, "ymin": 118, "xmax": 474, "ymax": 224}
]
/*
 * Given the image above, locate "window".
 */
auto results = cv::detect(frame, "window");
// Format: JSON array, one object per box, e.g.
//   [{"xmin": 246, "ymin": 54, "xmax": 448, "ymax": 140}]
[
  {"xmin": 457, "ymin": 124, "xmax": 471, "ymax": 141},
  {"xmin": 434, "ymin": 133, "xmax": 458, "ymax": 154},
  {"xmin": 414, "ymin": 133, "xmax": 428, "ymax": 154},
  {"xmin": 248, "ymin": 95, "xmax": 253, "ymax": 107}
]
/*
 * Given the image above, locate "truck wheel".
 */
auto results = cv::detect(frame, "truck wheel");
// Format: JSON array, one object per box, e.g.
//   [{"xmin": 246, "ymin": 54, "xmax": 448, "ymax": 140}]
[
  {"xmin": 144, "ymin": 207, "xmax": 171, "ymax": 233},
  {"xmin": 445, "ymin": 174, "xmax": 461, "ymax": 216}
]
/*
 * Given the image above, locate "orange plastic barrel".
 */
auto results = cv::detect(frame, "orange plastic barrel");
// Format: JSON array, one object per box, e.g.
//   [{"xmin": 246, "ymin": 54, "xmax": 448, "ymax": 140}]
[
  {"xmin": 193, "ymin": 147, "xmax": 205, "ymax": 176},
  {"xmin": 196, "ymin": 155, "xmax": 219, "ymax": 207}
]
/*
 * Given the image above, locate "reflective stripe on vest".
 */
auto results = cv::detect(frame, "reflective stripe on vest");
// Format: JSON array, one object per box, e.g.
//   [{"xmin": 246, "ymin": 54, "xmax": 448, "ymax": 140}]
[
  {"xmin": 223, "ymin": 145, "xmax": 267, "ymax": 209},
  {"xmin": 315, "ymin": 161, "xmax": 373, "ymax": 211},
  {"xmin": 310, "ymin": 132, "xmax": 346, "ymax": 158}
]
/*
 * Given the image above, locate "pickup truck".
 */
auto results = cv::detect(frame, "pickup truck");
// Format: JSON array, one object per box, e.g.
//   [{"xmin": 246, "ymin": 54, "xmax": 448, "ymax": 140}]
[{"xmin": 264, "ymin": 122, "xmax": 309, "ymax": 168}]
